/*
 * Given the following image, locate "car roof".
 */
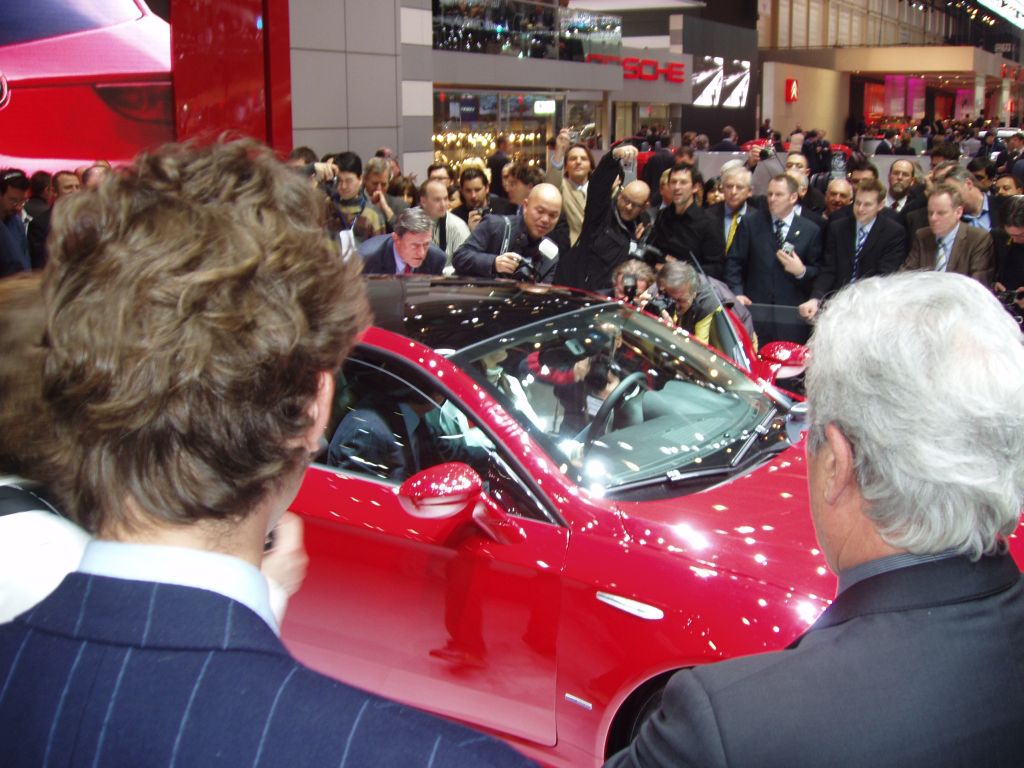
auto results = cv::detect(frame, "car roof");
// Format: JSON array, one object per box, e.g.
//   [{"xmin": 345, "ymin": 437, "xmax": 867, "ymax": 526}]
[{"xmin": 364, "ymin": 276, "xmax": 613, "ymax": 353}]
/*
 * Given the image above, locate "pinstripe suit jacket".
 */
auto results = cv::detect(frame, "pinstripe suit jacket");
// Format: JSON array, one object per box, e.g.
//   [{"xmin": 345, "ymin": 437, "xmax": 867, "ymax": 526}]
[{"xmin": 0, "ymin": 573, "xmax": 534, "ymax": 767}]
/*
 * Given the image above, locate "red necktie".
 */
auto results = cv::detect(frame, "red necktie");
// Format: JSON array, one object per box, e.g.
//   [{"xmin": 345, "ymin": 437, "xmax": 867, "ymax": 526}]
[{"xmin": 403, "ymin": 263, "xmax": 412, "ymax": 274}]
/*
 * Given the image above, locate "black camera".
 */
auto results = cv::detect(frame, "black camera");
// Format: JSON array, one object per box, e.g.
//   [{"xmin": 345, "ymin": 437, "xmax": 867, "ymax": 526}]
[
  {"xmin": 759, "ymin": 145, "xmax": 775, "ymax": 160},
  {"xmin": 646, "ymin": 295, "xmax": 677, "ymax": 318},
  {"xmin": 628, "ymin": 239, "xmax": 663, "ymax": 266},
  {"xmin": 512, "ymin": 257, "xmax": 538, "ymax": 282},
  {"xmin": 622, "ymin": 274, "xmax": 638, "ymax": 302},
  {"xmin": 476, "ymin": 207, "xmax": 492, "ymax": 218}
]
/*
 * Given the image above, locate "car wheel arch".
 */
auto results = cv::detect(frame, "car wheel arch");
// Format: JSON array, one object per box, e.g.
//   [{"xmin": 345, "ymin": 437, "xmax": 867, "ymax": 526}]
[{"xmin": 603, "ymin": 668, "xmax": 680, "ymax": 759}]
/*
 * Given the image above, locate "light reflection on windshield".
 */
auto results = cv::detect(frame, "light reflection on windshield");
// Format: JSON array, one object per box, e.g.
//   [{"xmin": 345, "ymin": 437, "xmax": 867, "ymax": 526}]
[{"xmin": 455, "ymin": 305, "xmax": 781, "ymax": 491}]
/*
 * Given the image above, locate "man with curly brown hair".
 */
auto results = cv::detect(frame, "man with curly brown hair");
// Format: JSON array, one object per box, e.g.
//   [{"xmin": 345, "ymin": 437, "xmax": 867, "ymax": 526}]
[{"xmin": 0, "ymin": 139, "xmax": 533, "ymax": 768}]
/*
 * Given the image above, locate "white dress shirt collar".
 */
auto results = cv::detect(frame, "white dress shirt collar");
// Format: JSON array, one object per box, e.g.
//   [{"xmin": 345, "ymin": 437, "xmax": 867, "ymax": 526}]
[{"xmin": 79, "ymin": 540, "xmax": 279, "ymax": 634}]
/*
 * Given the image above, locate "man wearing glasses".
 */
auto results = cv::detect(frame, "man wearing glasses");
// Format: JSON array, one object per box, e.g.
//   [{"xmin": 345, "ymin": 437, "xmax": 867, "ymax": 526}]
[
  {"xmin": 554, "ymin": 143, "xmax": 651, "ymax": 291},
  {"xmin": 0, "ymin": 169, "xmax": 31, "ymax": 278},
  {"xmin": 651, "ymin": 164, "xmax": 726, "ymax": 278}
]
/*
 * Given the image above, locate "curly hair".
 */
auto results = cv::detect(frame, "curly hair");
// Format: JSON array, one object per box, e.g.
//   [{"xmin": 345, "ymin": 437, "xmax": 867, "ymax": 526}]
[
  {"xmin": 0, "ymin": 273, "xmax": 51, "ymax": 478},
  {"xmin": 43, "ymin": 138, "xmax": 369, "ymax": 532}
]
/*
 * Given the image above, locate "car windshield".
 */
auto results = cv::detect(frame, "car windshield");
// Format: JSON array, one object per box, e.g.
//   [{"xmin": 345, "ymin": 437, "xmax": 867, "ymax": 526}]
[
  {"xmin": 453, "ymin": 304, "xmax": 790, "ymax": 495},
  {"xmin": 0, "ymin": 2, "xmax": 140, "ymax": 47}
]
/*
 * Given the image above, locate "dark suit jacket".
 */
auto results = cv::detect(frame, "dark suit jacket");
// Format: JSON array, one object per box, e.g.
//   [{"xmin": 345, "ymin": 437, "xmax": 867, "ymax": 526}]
[
  {"xmin": 359, "ymin": 233, "xmax": 446, "ymax": 275},
  {"xmin": 903, "ymin": 224, "xmax": 994, "ymax": 285},
  {"xmin": 606, "ymin": 554, "xmax": 1024, "ymax": 768},
  {"xmin": 800, "ymin": 185, "xmax": 826, "ymax": 216},
  {"xmin": 812, "ymin": 214, "xmax": 905, "ymax": 299},
  {"xmin": 874, "ymin": 138, "xmax": 894, "ymax": 155},
  {"xmin": 452, "ymin": 213, "xmax": 566, "ymax": 282},
  {"xmin": 0, "ymin": 573, "xmax": 533, "ymax": 767},
  {"xmin": 725, "ymin": 209, "xmax": 822, "ymax": 306}
]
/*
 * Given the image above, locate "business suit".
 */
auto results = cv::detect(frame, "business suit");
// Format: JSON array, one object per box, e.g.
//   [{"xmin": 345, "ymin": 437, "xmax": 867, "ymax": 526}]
[
  {"xmin": 606, "ymin": 553, "xmax": 1024, "ymax": 768},
  {"xmin": 903, "ymin": 224, "xmax": 994, "ymax": 285},
  {"xmin": 812, "ymin": 214, "xmax": 905, "ymax": 300},
  {"xmin": 874, "ymin": 137, "xmax": 895, "ymax": 155},
  {"xmin": 0, "ymin": 573, "xmax": 533, "ymax": 767},
  {"xmin": 359, "ymin": 233, "xmax": 446, "ymax": 275},
  {"xmin": 725, "ymin": 208, "xmax": 822, "ymax": 306}
]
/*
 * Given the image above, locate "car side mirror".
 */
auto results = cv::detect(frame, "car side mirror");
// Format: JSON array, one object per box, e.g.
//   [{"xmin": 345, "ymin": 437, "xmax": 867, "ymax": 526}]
[
  {"xmin": 398, "ymin": 462, "xmax": 525, "ymax": 546},
  {"xmin": 759, "ymin": 341, "xmax": 809, "ymax": 383}
]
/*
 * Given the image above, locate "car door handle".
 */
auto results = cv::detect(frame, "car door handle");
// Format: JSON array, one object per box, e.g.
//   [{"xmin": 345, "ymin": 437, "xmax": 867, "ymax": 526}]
[{"xmin": 596, "ymin": 592, "xmax": 664, "ymax": 620}]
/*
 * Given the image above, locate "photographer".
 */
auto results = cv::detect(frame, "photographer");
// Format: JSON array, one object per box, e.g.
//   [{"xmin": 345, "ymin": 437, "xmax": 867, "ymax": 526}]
[
  {"xmin": 995, "ymin": 195, "xmax": 1024, "ymax": 317},
  {"xmin": 450, "ymin": 167, "xmax": 515, "ymax": 232},
  {"xmin": 642, "ymin": 260, "xmax": 752, "ymax": 345},
  {"xmin": 611, "ymin": 259, "xmax": 656, "ymax": 303},
  {"xmin": 554, "ymin": 144, "xmax": 653, "ymax": 292},
  {"xmin": 452, "ymin": 183, "xmax": 567, "ymax": 282}
]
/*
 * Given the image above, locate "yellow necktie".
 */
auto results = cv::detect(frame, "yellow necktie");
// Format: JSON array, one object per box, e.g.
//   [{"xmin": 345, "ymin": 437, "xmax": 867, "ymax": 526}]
[{"xmin": 726, "ymin": 213, "xmax": 741, "ymax": 253}]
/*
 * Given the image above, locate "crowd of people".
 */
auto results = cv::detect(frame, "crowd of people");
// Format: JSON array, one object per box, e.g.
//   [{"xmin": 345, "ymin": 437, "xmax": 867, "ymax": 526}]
[{"xmin": 1, "ymin": 126, "xmax": 1023, "ymax": 765}]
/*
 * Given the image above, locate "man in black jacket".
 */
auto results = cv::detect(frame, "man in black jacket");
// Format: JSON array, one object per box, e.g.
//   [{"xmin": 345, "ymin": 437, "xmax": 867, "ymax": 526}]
[
  {"xmin": 652, "ymin": 164, "xmax": 725, "ymax": 278},
  {"xmin": 453, "ymin": 183, "xmax": 566, "ymax": 282},
  {"xmin": 554, "ymin": 144, "xmax": 651, "ymax": 291}
]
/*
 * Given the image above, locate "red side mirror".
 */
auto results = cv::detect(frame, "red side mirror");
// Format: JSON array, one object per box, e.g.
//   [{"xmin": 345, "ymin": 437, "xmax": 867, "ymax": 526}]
[
  {"xmin": 397, "ymin": 463, "xmax": 526, "ymax": 546},
  {"xmin": 398, "ymin": 462, "xmax": 482, "ymax": 520},
  {"xmin": 759, "ymin": 341, "xmax": 809, "ymax": 382}
]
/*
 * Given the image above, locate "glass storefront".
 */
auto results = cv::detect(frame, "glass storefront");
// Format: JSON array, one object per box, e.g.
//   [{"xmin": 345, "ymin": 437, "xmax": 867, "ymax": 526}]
[{"xmin": 432, "ymin": 89, "xmax": 604, "ymax": 174}]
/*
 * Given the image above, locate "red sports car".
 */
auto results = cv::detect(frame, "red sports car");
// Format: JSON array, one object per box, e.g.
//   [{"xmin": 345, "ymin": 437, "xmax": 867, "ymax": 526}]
[
  {"xmin": 280, "ymin": 278, "xmax": 855, "ymax": 765},
  {"xmin": 0, "ymin": 0, "xmax": 172, "ymax": 175}
]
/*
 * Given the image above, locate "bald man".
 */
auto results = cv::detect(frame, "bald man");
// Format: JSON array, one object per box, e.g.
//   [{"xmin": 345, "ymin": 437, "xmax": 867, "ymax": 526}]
[
  {"xmin": 555, "ymin": 144, "xmax": 655, "ymax": 291},
  {"xmin": 453, "ymin": 182, "xmax": 568, "ymax": 282}
]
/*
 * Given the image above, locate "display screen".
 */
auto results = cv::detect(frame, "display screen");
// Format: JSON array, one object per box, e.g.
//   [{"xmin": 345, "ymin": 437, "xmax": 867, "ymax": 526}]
[{"xmin": 692, "ymin": 56, "xmax": 750, "ymax": 109}]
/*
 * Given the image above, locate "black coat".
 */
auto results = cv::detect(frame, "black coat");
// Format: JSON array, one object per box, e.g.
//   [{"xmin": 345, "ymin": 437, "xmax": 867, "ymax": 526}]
[
  {"xmin": 452, "ymin": 212, "xmax": 567, "ymax": 282},
  {"xmin": 652, "ymin": 202, "xmax": 725, "ymax": 279},
  {"xmin": 554, "ymin": 150, "xmax": 646, "ymax": 291}
]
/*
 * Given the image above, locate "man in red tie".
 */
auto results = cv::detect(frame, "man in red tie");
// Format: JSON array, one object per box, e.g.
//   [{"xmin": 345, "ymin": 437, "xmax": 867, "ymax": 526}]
[{"xmin": 358, "ymin": 207, "xmax": 446, "ymax": 275}]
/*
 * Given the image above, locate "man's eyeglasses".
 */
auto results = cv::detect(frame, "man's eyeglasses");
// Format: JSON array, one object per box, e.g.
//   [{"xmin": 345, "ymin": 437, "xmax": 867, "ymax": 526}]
[{"xmin": 619, "ymin": 196, "xmax": 648, "ymax": 211}]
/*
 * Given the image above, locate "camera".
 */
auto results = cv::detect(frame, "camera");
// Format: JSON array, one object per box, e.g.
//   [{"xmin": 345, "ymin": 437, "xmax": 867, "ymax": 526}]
[
  {"xmin": 759, "ymin": 144, "xmax": 775, "ymax": 160},
  {"xmin": 622, "ymin": 274, "xmax": 638, "ymax": 302},
  {"xmin": 646, "ymin": 294, "xmax": 677, "ymax": 318},
  {"xmin": 628, "ymin": 239, "xmax": 663, "ymax": 266},
  {"xmin": 476, "ymin": 207, "xmax": 492, "ymax": 218}
]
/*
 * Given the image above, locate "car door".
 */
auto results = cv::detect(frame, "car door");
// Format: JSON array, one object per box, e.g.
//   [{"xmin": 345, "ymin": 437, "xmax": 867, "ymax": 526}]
[{"xmin": 282, "ymin": 346, "xmax": 570, "ymax": 746}]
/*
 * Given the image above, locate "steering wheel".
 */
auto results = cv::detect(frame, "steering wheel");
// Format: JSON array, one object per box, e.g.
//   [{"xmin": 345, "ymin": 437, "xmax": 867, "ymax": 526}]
[{"xmin": 582, "ymin": 371, "xmax": 646, "ymax": 453}]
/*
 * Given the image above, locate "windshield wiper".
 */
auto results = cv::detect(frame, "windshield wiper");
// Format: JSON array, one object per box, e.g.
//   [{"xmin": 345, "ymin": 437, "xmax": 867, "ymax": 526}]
[{"xmin": 729, "ymin": 407, "xmax": 779, "ymax": 468}]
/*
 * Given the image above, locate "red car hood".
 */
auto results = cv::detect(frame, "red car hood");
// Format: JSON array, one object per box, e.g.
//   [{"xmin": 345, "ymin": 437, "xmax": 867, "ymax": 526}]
[
  {"xmin": 1, "ymin": 15, "xmax": 169, "ymax": 83},
  {"xmin": 614, "ymin": 442, "xmax": 836, "ymax": 607}
]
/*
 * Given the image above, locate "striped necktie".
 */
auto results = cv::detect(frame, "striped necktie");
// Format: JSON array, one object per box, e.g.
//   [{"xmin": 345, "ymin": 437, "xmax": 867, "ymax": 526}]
[
  {"xmin": 935, "ymin": 239, "xmax": 950, "ymax": 272},
  {"xmin": 773, "ymin": 219, "xmax": 785, "ymax": 249},
  {"xmin": 851, "ymin": 226, "xmax": 868, "ymax": 281}
]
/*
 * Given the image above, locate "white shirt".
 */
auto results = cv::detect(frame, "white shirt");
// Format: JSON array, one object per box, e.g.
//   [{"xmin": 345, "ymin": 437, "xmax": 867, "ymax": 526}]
[
  {"xmin": 0, "ymin": 509, "xmax": 90, "ymax": 623},
  {"xmin": 79, "ymin": 540, "xmax": 280, "ymax": 634}
]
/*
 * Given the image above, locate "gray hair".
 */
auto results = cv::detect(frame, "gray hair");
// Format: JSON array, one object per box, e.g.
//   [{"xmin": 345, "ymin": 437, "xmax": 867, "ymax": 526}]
[
  {"xmin": 392, "ymin": 206, "xmax": 433, "ymax": 236},
  {"xmin": 806, "ymin": 272, "xmax": 1024, "ymax": 559},
  {"xmin": 657, "ymin": 260, "xmax": 698, "ymax": 292},
  {"xmin": 936, "ymin": 162, "xmax": 970, "ymax": 185},
  {"xmin": 718, "ymin": 160, "xmax": 752, "ymax": 189},
  {"xmin": 364, "ymin": 156, "xmax": 392, "ymax": 178}
]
